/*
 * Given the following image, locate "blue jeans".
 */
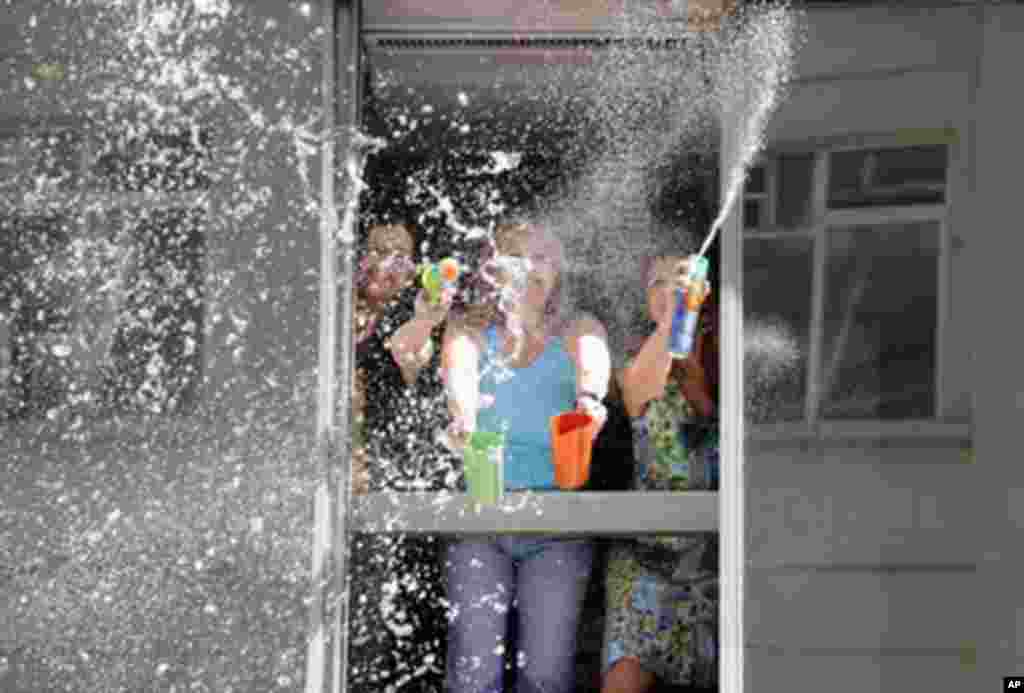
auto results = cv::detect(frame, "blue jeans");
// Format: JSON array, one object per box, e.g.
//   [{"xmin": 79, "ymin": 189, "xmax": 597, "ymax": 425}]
[{"xmin": 445, "ymin": 537, "xmax": 594, "ymax": 693}]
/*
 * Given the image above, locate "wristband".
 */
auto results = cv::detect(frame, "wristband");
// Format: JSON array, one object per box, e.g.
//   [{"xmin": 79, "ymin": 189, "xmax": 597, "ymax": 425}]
[{"xmin": 576, "ymin": 393, "xmax": 607, "ymax": 420}]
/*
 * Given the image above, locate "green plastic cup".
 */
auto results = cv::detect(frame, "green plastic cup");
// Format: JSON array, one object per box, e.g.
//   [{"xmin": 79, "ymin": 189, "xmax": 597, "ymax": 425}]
[{"xmin": 464, "ymin": 431, "xmax": 505, "ymax": 505}]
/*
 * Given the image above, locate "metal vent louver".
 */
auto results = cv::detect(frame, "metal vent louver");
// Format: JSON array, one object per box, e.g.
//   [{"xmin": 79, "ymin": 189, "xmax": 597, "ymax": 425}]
[{"xmin": 367, "ymin": 35, "xmax": 692, "ymax": 51}]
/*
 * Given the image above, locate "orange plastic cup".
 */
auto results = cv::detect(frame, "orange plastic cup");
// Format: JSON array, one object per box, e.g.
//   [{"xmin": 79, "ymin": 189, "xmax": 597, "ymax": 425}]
[{"xmin": 549, "ymin": 411, "xmax": 596, "ymax": 490}]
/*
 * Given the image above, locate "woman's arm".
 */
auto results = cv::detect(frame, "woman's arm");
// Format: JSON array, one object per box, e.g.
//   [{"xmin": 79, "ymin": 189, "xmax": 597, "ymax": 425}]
[
  {"xmin": 673, "ymin": 328, "xmax": 717, "ymax": 418},
  {"xmin": 620, "ymin": 321, "xmax": 673, "ymax": 418},
  {"xmin": 388, "ymin": 288, "xmax": 452, "ymax": 386},
  {"xmin": 564, "ymin": 313, "xmax": 611, "ymax": 437},
  {"xmin": 440, "ymin": 317, "xmax": 483, "ymax": 445},
  {"xmin": 564, "ymin": 313, "xmax": 611, "ymax": 400}
]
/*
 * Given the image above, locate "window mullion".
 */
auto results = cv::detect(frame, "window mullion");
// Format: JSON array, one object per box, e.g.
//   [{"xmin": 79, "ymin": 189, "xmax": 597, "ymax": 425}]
[
  {"xmin": 805, "ymin": 152, "xmax": 829, "ymax": 425},
  {"xmin": 765, "ymin": 155, "xmax": 778, "ymax": 227},
  {"xmin": 824, "ymin": 204, "xmax": 946, "ymax": 228},
  {"xmin": 935, "ymin": 136, "xmax": 962, "ymax": 420},
  {"xmin": 936, "ymin": 216, "xmax": 950, "ymax": 419}
]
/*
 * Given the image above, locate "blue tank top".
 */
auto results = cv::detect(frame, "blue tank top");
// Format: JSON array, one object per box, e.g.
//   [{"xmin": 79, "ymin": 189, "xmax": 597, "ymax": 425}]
[{"xmin": 477, "ymin": 325, "xmax": 577, "ymax": 490}]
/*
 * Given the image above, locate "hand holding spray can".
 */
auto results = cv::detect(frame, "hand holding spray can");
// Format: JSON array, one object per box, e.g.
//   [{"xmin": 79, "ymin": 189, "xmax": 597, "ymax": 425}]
[
  {"xmin": 668, "ymin": 255, "xmax": 710, "ymax": 360},
  {"xmin": 421, "ymin": 257, "xmax": 461, "ymax": 305}
]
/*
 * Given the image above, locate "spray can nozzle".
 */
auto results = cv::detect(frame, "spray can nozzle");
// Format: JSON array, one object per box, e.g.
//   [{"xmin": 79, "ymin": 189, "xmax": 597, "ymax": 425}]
[{"xmin": 686, "ymin": 256, "xmax": 710, "ymax": 283}]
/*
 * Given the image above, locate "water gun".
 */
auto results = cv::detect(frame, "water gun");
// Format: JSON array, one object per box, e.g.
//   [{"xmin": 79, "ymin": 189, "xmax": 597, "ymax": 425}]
[
  {"xmin": 668, "ymin": 254, "xmax": 710, "ymax": 360},
  {"xmin": 421, "ymin": 257, "xmax": 461, "ymax": 305}
]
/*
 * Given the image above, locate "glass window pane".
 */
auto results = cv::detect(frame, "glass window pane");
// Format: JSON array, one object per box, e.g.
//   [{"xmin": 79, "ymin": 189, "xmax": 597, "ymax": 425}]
[
  {"xmin": 103, "ymin": 207, "xmax": 205, "ymax": 413},
  {"xmin": 775, "ymin": 152, "xmax": 815, "ymax": 228},
  {"xmin": 5, "ymin": 5, "xmax": 321, "ymax": 691},
  {"xmin": 1, "ymin": 212, "xmax": 76, "ymax": 419},
  {"xmin": 828, "ymin": 145, "xmax": 947, "ymax": 209},
  {"xmin": 90, "ymin": 127, "xmax": 211, "ymax": 193},
  {"xmin": 744, "ymin": 236, "xmax": 813, "ymax": 423},
  {"xmin": 1, "ymin": 131, "xmax": 82, "ymax": 194},
  {"xmin": 743, "ymin": 199, "xmax": 762, "ymax": 230},
  {"xmin": 820, "ymin": 222, "xmax": 939, "ymax": 419}
]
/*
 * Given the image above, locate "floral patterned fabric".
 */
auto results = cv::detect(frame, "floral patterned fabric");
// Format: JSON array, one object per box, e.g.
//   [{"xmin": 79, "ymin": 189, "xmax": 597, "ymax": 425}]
[
  {"xmin": 601, "ymin": 378, "xmax": 719, "ymax": 688},
  {"xmin": 602, "ymin": 546, "xmax": 718, "ymax": 687}
]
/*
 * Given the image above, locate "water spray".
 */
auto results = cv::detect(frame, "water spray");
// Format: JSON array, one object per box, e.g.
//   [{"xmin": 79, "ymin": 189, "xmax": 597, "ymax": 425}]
[
  {"xmin": 338, "ymin": 130, "xmax": 388, "ymax": 244},
  {"xmin": 694, "ymin": 3, "xmax": 799, "ymax": 269}
]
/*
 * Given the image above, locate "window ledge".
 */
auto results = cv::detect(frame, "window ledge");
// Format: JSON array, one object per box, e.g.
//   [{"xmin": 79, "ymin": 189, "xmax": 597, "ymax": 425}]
[
  {"xmin": 748, "ymin": 420, "xmax": 971, "ymax": 451},
  {"xmin": 351, "ymin": 490, "xmax": 718, "ymax": 535}
]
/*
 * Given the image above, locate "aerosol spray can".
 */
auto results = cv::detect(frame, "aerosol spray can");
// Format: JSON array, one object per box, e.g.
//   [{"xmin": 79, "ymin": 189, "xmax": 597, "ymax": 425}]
[{"xmin": 668, "ymin": 255, "xmax": 710, "ymax": 360}]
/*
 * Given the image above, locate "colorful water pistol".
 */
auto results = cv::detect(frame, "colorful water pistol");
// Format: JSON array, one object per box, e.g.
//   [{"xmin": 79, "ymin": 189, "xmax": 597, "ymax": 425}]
[
  {"xmin": 668, "ymin": 254, "xmax": 710, "ymax": 360},
  {"xmin": 421, "ymin": 257, "xmax": 461, "ymax": 305}
]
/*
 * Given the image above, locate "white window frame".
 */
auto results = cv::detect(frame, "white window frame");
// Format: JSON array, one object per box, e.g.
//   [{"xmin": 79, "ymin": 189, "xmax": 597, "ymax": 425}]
[
  {"xmin": 348, "ymin": 20, "xmax": 733, "ymax": 534},
  {"xmin": 311, "ymin": 5, "xmax": 743, "ymax": 693},
  {"xmin": 743, "ymin": 134, "xmax": 969, "ymax": 446}
]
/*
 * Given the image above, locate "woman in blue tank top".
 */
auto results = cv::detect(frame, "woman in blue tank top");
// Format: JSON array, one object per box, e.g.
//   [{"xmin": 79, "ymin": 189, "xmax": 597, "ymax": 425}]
[{"xmin": 441, "ymin": 220, "xmax": 611, "ymax": 693}]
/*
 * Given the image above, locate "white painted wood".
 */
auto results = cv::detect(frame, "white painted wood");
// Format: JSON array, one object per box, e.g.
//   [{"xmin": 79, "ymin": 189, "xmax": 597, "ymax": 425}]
[
  {"xmin": 746, "ymin": 649, "xmax": 974, "ymax": 693},
  {"xmin": 786, "ymin": 5, "xmax": 976, "ymax": 82},
  {"xmin": 973, "ymin": 3, "xmax": 1024, "ymax": 680},
  {"xmin": 805, "ymin": 152, "xmax": 828, "ymax": 422},
  {"xmin": 331, "ymin": 4, "xmax": 364, "ymax": 692},
  {"xmin": 747, "ymin": 447, "xmax": 976, "ymax": 567},
  {"xmin": 746, "ymin": 571, "xmax": 975, "ymax": 650},
  {"xmin": 350, "ymin": 491, "xmax": 718, "ymax": 535},
  {"xmin": 811, "ymin": 421, "xmax": 970, "ymax": 441},
  {"xmin": 720, "ymin": 37, "xmax": 747, "ymax": 693},
  {"xmin": 766, "ymin": 71, "xmax": 970, "ymax": 147},
  {"xmin": 944, "ymin": 101, "xmax": 973, "ymax": 421},
  {"xmin": 307, "ymin": 0, "xmax": 342, "ymax": 690},
  {"xmin": 824, "ymin": 204, "xmax": 948, "ymax": 229},
  {"xmin": 749, "ymin": 529, "xmax": 974, "ymax": 572},
  {"xmin": 747, "ymin": 421, "xmax": 971, "ymax": 446}
]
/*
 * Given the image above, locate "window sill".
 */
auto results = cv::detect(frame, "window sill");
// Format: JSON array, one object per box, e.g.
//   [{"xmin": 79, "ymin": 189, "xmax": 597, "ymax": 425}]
[
  {"xmin": 748, "ymin": 420, "xmax": 971, "ymax": 451},
  {"xmin": 350, "ymin": 490, "xmax": 719, "ymax": 535}
]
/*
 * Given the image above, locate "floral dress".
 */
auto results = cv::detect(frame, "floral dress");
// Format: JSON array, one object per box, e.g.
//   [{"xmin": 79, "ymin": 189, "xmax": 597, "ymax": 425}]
[{"xmin": 602, "ymin": 383, "xmax": 720, "ymax": 688}]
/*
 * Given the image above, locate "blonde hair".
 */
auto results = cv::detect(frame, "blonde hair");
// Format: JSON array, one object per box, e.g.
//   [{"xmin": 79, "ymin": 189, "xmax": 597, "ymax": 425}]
[
  {"xmin": 494, "ymin": 219, "xmax": 567, "ymax": 329},
  {"xmin": 645, "ymin": 254, "xmax": 686, "ymax": 288}
]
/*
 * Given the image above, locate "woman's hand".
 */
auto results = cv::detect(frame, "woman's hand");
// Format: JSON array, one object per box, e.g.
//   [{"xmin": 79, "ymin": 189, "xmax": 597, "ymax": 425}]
[
  {"xmin": 677, "ymin": 257, "xmax": 712, "ymax": 305},
  {"xmin": 673, "ymin": 331, "xmax": 715, "ymax": 418},
  {"xmin": 651, "ymin": 280, "xmax": 678, "ymax": 329},
  {"xmin": 439, "ymin": 415, "xmax": 474, "ymax": 456},
  {"xmin": 351, "ymin": 367, "xmax": 367, "ymax": 418},
  {"xmin": 351, "ymin": 445, "xmax": 370, "ymax": 495},
  {"xmin": 413, "ymin": 286, "xmax": 454, "ymax": 328},
  {"xmin": 576, "ymin": 394, "xmax": 608, "ymax": 441}
]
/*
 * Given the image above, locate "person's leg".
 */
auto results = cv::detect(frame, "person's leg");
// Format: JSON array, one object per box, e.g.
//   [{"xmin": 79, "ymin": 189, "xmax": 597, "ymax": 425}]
[
  {"xmin": 446, "ymin": 538, "xmax": 515, "ymax": 693},
  {"xmin": 514, "ymin": 538, "xmax": 594, "ymax": 693},
  {"xmin": 601, "ymin": 657, "xmax": 657, "ymax": 693},
  {"xmin": 600, "ymin": 544, "xmax": 665, "ymax": 693}
]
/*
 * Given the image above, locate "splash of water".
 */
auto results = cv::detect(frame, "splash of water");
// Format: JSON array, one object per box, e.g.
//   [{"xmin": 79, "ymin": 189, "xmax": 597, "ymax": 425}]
[
  {"xmin": 3, "ymin": 3, "xmax": 349, "ymax": 691},
  {"xmin": 697, "ymin": 4, "xmax": 800, "ymax": 261},
  {"xmin": 487, "ymin": 2, "xmax": 802, "ymax": 364},
  {"xmin": 744, "ymin": 315, "xmax": 806, "ymax": 423}
]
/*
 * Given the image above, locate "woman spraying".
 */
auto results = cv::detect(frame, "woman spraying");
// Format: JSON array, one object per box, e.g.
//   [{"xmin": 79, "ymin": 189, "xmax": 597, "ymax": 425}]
[
  {"xmin": 601, "ymin": 255, "xmax": 719, "ymax": 693},
  {"xmin": 441, "ymin": 220, "xmax": 611, "ymax": 693}
]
